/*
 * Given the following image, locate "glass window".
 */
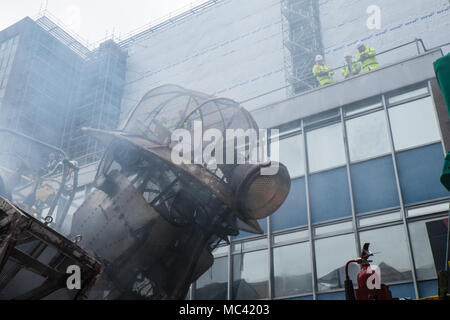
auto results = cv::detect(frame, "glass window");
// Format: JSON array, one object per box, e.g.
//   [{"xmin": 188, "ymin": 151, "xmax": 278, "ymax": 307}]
[
  {"xmin": 270, "ymin": 134, "xmax": 304, "ymax": 178},
  {"xmin": 0, "ymin": 36, "xmax": 19, "ymax": 93},
  {"xmin": 273, "ymin": 230, "xmax": 309, "ymax": 245},
  {"xmin": 232, "ymin": 238, "xmax": 267, "ymax": 253},
  {"xmin": 350, "ymin": 155, "xmax": 400, "ymax": 214},
  {"xmin": 196, "ymin": 256, "xmax": 228, "ymax": 300},
  {"xmin": 315, "ymin": 221, "xmax": 353, "ymax": 236},
  {"xmin": 418, "ymin": 280, "xmax": 438, "ymax": 299},
  {"xmin": 396, "ymin": 143, "xmax": 449, "ymax": 204},
  {"xmin": 359, "ymin": 225, "xmax": 413, "ymax": 283},
  {"xmin": 304, "ymin": 109, "xmax": 340, "ymax": 128},
  {"xmin": 309, "ymin": 167, "xmax": 352, "ymax": 223},
  {"xmin": 407, "ymin": 203, "xmax": 449, "ymax": 217},
  {"xmin": 272, "ymin": 120, "xmax": 301, "ymax": 138},
  {"xmin": 317, "ymin": 291, "xmax": 345, "ymax": 300},
  {"xmin": 213, "ymin": 245, "xmax": 228, "ymax": 257},
  {"xmin": 358, "ymin": 212, "xmax": 401, "ymax": 228},
  {"xmin": 389, "ymin": 97, "xmax": 441, "ymax": 151},
  {"xmin": 315, "ymin": 233, "xmax": 358, "ymax": 292},
  {"xmin": 306, "ymin": 123, "xmax": 346, "ymax": 173},
  {"xmin": 345, "ymin": 99, "xmax": 382, "ymax": 117},
  {"xmin": 346, "ymin": 111, "xmax": 390, "ymax": 162},
  {"xmin": 388, "ymin": 86, "xmax": 429, "ymax": 105},
  {"xmin": 234, "ymin": 217, "xmax": 267, "ymax": 239},
  {"xmin": 409, "ymin": 219, "xmax": 441, "ymax": 280},
  {"xmin": 233, "ymin": 250, "xmax": 268, "ymax": 299},
  {"xmin": 389, "ymin": 283, "xmax": 415, "ymax": 299},
  {"xmin": 271, "ymin": 178, "xmax": 308, "ymax": 231},
  {"xmin": 273, "ymin": 242, "xmax": 312, "ymax": 297}
]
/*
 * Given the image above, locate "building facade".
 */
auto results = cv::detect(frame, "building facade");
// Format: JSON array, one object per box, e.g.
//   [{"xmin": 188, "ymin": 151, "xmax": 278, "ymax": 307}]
[
  {"xmin": 64, "ymin": 39, "xmax": 127, "ymax": 165},
  {"xmin": 0, "ymin": 17, "xmax": 83, "ymax": 170},
  {"xmin": 120, "ymin": 0, "xmax": 287, "ymax": 115},
  {"xmin": 0, "ymin": 0, "xmax": 448, "ymax": 300},
  {"xmin": 193, "ymin": 49, "xmax": 450, "ymax": 300},
  {"xmin": 0, "ymin": 16, "xmax": 126, "ymax": 171}
]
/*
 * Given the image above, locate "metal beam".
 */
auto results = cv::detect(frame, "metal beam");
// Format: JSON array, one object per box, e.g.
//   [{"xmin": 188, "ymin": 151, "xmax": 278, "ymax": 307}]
[{"xmin": 9, "ymin": 248, "xmax": 63, "ymax": 279}]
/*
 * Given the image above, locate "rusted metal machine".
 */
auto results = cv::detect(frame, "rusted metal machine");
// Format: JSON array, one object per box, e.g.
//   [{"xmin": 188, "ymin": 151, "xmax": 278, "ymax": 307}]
[
  {"xmin": 0, "ymin": 85, "xmax": 290, "ymax": 300},
  {"xmin": 0, "ymin": 128, "xmax": 100, "ymax": 300},
  {"xmin": 0, "ymin": 197, "xmax": 102, "ymax": 299},
  {"xmin": 67, "ymin": 85, "xmax": 291, "ymax": 299}
]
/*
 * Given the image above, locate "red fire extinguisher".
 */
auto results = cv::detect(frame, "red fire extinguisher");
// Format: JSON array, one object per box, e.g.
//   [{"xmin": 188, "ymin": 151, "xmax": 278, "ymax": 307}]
[{"xmin": 345, "ymin": 243, "xmax": 397, "ymax": 300}]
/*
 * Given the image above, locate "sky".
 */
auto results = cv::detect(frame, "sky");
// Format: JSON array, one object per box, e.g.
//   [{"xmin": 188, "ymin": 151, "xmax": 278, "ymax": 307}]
[{"xmin": 0, "ymin": 0, "xmax": 209, "ymax": 46}]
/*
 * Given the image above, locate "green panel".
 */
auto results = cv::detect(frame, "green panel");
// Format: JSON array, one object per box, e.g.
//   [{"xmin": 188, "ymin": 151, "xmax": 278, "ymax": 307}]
[
  {"xmin": 434, "ymin": 53, "xmax": 450, "ymax": 116},
  {"xmin": 442, "ymin": 152, "xmax": 450, "ymax": 191}
]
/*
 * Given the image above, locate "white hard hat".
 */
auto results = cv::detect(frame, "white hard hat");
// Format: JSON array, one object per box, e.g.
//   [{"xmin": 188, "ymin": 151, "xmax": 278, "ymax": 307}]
[{"xmin": 315, "ymin": 55, "xmax": 324, "ymax": 62}]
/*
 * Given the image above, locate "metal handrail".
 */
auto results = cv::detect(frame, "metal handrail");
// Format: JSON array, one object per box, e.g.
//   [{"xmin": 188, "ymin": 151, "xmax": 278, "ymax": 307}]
[
  {"xmin": 240, "ymin": 38, "xmax": 430, "ymax": 105},
  {"xmin": 0, "ymin": 128, "xmax": 68, "ymax": 159}
]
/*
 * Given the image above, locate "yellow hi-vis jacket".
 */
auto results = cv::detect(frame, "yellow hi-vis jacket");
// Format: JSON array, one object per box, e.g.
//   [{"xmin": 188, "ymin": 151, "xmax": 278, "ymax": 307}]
[
  {"xmin": 312, "ymin": 63, "xmax": 334, "ymax": 86},
  {"xmin": 341, "ymin": 60, "xmax": 362, "ymax": 78},
  {"xmin": 356, "ymin": 46, "xmax": 380, "ymax": 72}
]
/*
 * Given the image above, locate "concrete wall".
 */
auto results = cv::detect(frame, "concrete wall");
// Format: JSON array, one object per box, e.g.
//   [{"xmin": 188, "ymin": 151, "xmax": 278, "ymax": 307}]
[
  {"xmin": 252, "ymin": 50, "xmax": 443, "ymax": 129},
  {"xmin": 120, "ymin": 0, "xmax": 287, "ymax": 121}
]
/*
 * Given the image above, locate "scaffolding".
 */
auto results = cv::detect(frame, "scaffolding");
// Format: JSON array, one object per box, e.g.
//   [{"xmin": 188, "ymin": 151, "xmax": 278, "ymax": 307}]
[
  {"xmin": 64, "ymin": 40, "xmax": 127, "ymax": 166},
  {"xmin": 281, "ymin": 0, "xmax": 323, "ymax": 96},
  {"xmin": 35, "ymin": 14, "xmax": 91, "ymax": 60},
  {"xmin": 0, "ymin": 15, "xmax": 127, "ymax": 174}
]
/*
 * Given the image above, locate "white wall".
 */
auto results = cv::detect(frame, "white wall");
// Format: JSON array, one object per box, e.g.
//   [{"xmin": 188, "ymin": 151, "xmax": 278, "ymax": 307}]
[
  {"xmin": 120, "ymin": 0, "xmax": 287, "ymax": 121},
  {"xmin": 320, "ymin": 0, "xmax": 450, "ymax": 81},
  {"xmin": 120, "ymin": 0, "xmax": 450, "ymax": 122}
]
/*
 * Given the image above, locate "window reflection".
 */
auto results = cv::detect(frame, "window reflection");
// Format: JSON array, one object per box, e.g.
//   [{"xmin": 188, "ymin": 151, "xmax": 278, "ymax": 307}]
[
  {"xmin": 359, "ymin": 225, "xmax": 412, "ymax": 283},
  {"xmin": 388, "ymin": 86, "xmax": 429, "ymax": 105},
  {"xmin": 315, "ymin": 221, "xmax": 353, "ymax": 236},
  {"xmin": 346, "ymin": 111, "xmax": 390, "ymax": 162},
  {"xmin": 212, "ymin": 245, "xmax": 228, "ymax": 257},
  {"xmin": 232, "ymin": 238, "xmax": 267, "ymax": 253},
  {"xmin": 0, "ymin": 36, "xmax": 20, "ymax": 93},
  {"xmin": 409, "ymin": 220, "xmax": 440, "ymax": 280},
  {"xmin": 196, "ymin": 256, "xmax": 228, "ymax": 300},
  {"xmin": 233, "ymin": 250, "xmax": 268, "ymax": 299},
  {"xmin": 306, "ymin": 123, "xmax": 346, "ymax": 173},
  {"xmin": 407, "ymin": 203, "xmax": 449, "ymax": 217},
  {"xmin": 271, "ymin": 134, "xmax": 304, "ymax": 178},
  {"xmin": 345, "ymin": 99, "xmax": 382, "ymax": 117},
  {"xmin": 358, "ymin": 212, "xmax": 401, "ymax": 227},
  {"xmin": 389, "ymin": 97, "xmax": 441, "ymax": 151},
  {"xmin": 273, "ymin": 230, "xmax": 309, "ymax": 244},
  {"xmin": 273, "ymin": 242, "xmax": 312, "ymax": 297},
  {"xmin": 315, "ymin": 234, "xmax": 358, "ymax": 292}
]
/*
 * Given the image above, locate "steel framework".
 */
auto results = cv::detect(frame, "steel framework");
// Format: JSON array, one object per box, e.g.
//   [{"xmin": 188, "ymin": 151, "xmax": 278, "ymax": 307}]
[
  {"xmin": 281, "ymin": 0, "xmax": 323, "ymax": 96},
  {"xmin": 0, "ymin": 197, "xmax": 102, "ymax": 300}
]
